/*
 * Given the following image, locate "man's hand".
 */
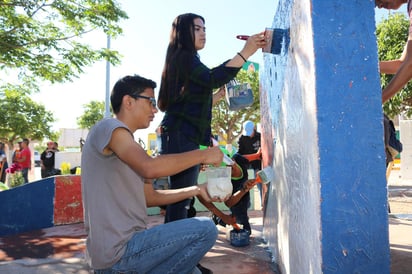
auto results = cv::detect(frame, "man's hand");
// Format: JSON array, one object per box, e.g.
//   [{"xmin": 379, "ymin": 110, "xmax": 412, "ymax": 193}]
[
  {"xmin": 202, "ymin": 146, "xmax": 223, "ymax": 167},
  {"xmin": 197, "ymin": 183, "xmax": 230, "ymax": 203}
]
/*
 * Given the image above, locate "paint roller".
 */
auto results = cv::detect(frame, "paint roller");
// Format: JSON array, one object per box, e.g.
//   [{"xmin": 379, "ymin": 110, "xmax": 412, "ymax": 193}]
[{"xmin": 236, "ymin": 28, "xmax": 290, "ymax": 55}]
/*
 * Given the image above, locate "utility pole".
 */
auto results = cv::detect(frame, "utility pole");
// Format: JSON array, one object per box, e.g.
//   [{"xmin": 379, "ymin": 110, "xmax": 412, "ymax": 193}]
[{"xmin": 105, "ymin": 35, "xmax": 111, "ymax": 118}]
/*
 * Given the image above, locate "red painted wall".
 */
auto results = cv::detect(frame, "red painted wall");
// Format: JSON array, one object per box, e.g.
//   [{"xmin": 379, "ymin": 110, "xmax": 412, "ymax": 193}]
[{"xmin": 54, "ymin": 175, "xmax": 83, "ymax": 225}]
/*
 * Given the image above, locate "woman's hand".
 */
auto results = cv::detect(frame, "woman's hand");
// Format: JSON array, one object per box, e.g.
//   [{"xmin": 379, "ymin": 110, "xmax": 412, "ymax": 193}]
[
  {"xmin": 226, "ymin": 30, "xmax": 267, "ymax": 68},
  {"xmin": 240, "ymin": 31, "xmax": 267, "ymax": 58},
  {"xmin": 212, "ymin": 86, "xmax": 225, "ymax": 105}
]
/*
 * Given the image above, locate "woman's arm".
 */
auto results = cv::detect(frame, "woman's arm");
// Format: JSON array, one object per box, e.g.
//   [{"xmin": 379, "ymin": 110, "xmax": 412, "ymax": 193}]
[{"xmin": 212, "ymin": 86, "xmax": 225, "ymax": 105}]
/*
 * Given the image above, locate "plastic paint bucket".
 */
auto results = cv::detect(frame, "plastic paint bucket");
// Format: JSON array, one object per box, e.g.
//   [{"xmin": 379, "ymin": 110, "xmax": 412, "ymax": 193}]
[{"xmin": 230, "ymin": 229, "xmax": 250, "ymax": 247}]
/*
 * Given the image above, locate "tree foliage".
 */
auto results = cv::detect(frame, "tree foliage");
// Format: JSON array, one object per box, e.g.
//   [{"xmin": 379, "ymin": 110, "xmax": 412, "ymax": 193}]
[
  {"xmin": 77, "ymin": 100, "xmax": 106, "ymax": 129},
  {"xmin": 376, "ymin": 13, "xmax": 412, "ymax": 117},
  {"xmin": 0, "ymin": 0, "xmax": 127, "ymax": 94},
  {"xmin": 0, "ymin": 90, "xmax": 57, "ymax": 149},
  {"xmin": 211, "ymin": 69, "xmax": 260, "ymax": 146}
]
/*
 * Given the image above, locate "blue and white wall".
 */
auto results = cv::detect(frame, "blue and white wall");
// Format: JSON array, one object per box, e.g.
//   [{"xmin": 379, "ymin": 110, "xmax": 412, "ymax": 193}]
[{"xmin": 260, "ymin": 1, "xmax": 390, "ymax": 273}]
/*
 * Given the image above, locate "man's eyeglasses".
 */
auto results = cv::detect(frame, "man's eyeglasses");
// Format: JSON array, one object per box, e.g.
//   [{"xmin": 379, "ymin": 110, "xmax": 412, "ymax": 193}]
[{"xmin": 130, "ymin": 94, "xmax": 157, "ymax": 108}]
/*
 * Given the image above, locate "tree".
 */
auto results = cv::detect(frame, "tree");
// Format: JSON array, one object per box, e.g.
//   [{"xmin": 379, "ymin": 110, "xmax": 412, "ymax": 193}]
[
  {"xmin": 0, "ymin": 0, "xmax": 127, "ymax": 94},
  {"xmin": 211, "ymin": 69, "xmax": 260, "ymax": 146},
  {"xmin": 77, "ymin": 100, "xmax": 106, "ymax": 129},
  {"xmin": 0, "ymin": 89, "xmax": 57, "ymax": 152},
  {"xmin": 376, "ymin": 13, "xmax": 412, "ymax": 118}
]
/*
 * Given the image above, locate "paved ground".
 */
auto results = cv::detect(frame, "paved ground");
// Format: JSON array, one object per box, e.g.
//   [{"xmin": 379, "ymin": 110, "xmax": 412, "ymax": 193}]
[
  {"xmin": 0, "ymin": 211, "xmax": 276, "ymax": 274},
  {"xmin": 387, "ymin": 162, "xmax": 412, "ymax": 274}
]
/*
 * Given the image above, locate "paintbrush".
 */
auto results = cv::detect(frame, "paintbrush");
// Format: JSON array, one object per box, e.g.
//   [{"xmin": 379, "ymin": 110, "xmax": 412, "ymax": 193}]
[
  {"xmin": 236, "ymin": 28, "xmax": 290, "ymax": 55},
  {"xmin": 255, "ymin": 166, "xmax": 275, "ymax": 184}
]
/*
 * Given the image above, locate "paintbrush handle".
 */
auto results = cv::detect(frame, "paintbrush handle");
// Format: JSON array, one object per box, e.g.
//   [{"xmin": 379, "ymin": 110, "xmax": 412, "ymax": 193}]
[{"xmin": 236, "ymin": 35, "xmax": 249, "ymax": 40}]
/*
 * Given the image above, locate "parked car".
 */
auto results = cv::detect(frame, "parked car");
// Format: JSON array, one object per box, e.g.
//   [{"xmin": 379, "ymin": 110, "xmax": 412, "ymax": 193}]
[{"xmin": 34, "ymin": 150, "xmax": 41, "ymax": 167}]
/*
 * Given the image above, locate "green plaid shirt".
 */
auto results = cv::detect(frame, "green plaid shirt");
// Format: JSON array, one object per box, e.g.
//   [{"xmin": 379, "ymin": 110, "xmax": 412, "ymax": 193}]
[{"xmin": 161, "ymin": 54, "xmax": 240, "ymax": 146}]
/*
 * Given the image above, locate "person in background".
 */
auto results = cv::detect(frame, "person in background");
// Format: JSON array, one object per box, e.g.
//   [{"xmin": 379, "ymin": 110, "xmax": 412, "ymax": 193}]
[
  {"xmin": 53, "ymin": 142, "xmax": 59, "ymax": 151},
  {"xmin": 40, "ymin": 141, "xmax": 59, "ymax": 178},
  {"xmin": 376, "ymin": 0, "xmax": 412, "ymax": 103},
  {"xmin": 12, "ymin": 141, "xmax": 22, "ymax": 163},
  {"xmin": 237, "ymin": 120, "xmax": 266, "ymax": 209},
  {"xmin": 376, "ymin": 0, "xmax": 411, "ymax": 212},
  {"xmin": 15, "ymin": 138, "xmax": 31, "ymax": 184},
  {"xmin": 157, "ymin": 12, "xmax": 266, "ymax": 227},
  {"xmin": 81, "ymin": 74, "xmax": 225, "ymax": 274},
  {"xmin": 0, "ymin": 142, "xmax": 8, "ymax": 183}
]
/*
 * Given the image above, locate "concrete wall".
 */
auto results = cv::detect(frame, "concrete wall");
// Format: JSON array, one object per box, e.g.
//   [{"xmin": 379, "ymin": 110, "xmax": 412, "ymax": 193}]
[
  {"xmin": 0, "ymin": 176, "xmax": 83, "ymax": 236},
  {"xmin": 261, "ymin": 1, "xmax": 390, "ymax": 273}
]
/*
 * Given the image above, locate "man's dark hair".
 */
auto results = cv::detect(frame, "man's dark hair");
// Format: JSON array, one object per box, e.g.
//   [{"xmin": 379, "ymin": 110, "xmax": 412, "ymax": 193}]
[{"xmin": 110, "ymin": 75, "xmax": 157, "ymax": 114}]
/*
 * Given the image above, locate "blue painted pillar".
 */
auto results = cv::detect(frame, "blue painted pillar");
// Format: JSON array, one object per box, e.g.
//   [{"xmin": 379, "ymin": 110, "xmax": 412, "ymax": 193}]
[{"xmin": 261, "ymin": 1, "xmax": 390, "ymax": 273}]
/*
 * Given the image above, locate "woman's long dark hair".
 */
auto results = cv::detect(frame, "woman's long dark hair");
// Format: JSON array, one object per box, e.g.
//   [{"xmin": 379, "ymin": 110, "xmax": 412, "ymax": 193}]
[{"xmin": 157, "ymin": 13, "xmax": 205, "ymax": 111}]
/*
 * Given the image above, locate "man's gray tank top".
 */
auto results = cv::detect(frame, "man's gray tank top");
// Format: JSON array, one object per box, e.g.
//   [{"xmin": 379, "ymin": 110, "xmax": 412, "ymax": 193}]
[{"xmin": 81, "ymin": 118, "xmax": 148, "ymax": 269}]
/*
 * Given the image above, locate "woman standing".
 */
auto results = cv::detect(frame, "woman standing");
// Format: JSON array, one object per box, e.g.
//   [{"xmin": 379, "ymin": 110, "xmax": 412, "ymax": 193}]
[{"xmin": 157, "ymin": 13, "xmax": 266, "ymax": 223}]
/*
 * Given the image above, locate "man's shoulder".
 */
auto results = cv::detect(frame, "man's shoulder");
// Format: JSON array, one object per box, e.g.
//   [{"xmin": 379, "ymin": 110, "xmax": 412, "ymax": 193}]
[{"xmin": 91, "ymin": 118, "xmax": 125, "ymax": 133}]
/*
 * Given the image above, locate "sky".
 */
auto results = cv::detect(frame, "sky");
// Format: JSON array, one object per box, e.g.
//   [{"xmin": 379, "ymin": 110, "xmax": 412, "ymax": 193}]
[
  {"xmin": 27, "ymin": 1, "xmax": 404, "ymax": 143},
  {"xmin": 30, "ymin": 0, "xmax": 278, "ymax": 141}
]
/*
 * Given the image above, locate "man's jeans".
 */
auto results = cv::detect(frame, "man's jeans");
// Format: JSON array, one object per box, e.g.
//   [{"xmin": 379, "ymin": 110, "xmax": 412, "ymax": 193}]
[
  {"xmin": 22, "ymin": 168, "xmax": 29, "ymax": 184},
  {"xmin": 94, "ymin": 217, "xmax": 218, "ymax": 274},
  {"xmin": 160, "ymin": 131, "xmax": 200, "ymax": 222}
]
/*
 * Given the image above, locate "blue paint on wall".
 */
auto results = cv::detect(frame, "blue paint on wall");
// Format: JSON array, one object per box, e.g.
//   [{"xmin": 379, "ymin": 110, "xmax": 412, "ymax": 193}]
[
  {"xmin": 0, "ymin": 179, "xmax": 55, "ymax": 236},
  {"xmin": 261, "ymin": 0, "xmax": 390, "ymax": 273},
  {"xmin": 312, "ymin": 1, "xmax": 389, "ymax": 273}
]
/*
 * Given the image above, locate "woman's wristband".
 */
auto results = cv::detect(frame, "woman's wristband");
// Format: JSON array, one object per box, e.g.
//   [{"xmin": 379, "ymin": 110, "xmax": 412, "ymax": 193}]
[{"xmin": 237, "ymin": 52, "xmax": 247, "ymax": 62}]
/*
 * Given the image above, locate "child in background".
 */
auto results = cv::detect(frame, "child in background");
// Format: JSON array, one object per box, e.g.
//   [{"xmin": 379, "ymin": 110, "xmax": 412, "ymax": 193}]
[
  {"xmin": 199, "ymin": 149, "xmax": 262, "ymax": 235},
  {"xmin": 225, "ymin": 153, "xmax": 252, "ymax": 233}
]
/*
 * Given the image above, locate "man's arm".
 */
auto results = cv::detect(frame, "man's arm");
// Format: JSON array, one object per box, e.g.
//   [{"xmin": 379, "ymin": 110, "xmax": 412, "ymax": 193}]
[
  {"xmin": 108, "ymin": 127, "xmax": 223, "ymax": 179},
  {"xmin": 379, "ymin": 42, "xmax": 408, "ymax": 74},
  {"xmin": 382, "ymin": 39, "xmax": 412, "ymax": 102},
  {"xmin": 144, "ymin": 181, "xmax": 200, "ymax": 207},
  {"xmin": 15, "ymin": 151, "xmax": 26, "ymax": 163},
  {"xmin": 145, "ymin": 181, "xmax": 226, "ymax": 207}
]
